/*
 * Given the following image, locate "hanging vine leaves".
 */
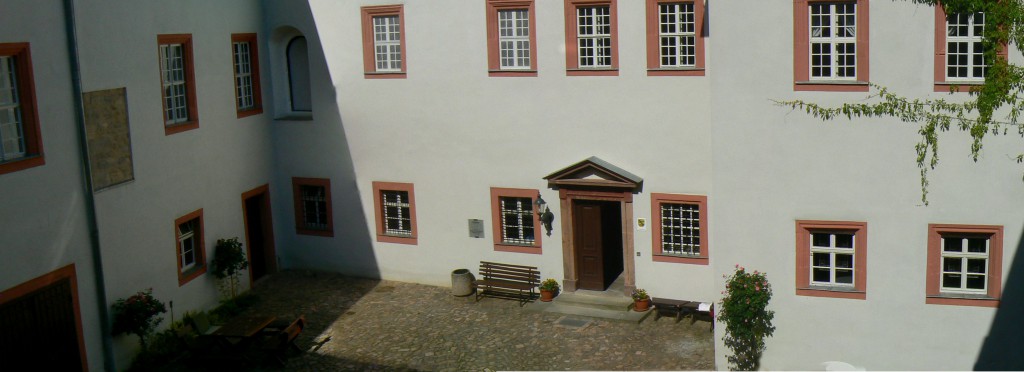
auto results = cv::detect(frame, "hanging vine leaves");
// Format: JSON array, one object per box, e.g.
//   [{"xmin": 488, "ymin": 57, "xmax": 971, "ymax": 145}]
[{"xmin": 777, "ymin": 0, "xmax": 1024, "ymax": 205}]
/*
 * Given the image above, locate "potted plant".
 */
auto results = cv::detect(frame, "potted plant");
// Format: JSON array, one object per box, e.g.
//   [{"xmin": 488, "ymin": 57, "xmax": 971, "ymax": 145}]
[
  {"xmin": 631, "ymin": 288, "xmax": 651, "ymax": 312},
  {"xmin": 539, "ymin": 279, "xmax": 560, "ymax": 302},
  {"xmin": 111, "ymin": 288, "xmax": 167, "ymax": 351}
]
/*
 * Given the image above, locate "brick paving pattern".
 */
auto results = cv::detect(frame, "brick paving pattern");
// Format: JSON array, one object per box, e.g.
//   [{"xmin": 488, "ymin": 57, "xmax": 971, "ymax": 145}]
[{"xmin": 245, "ymin": 270, "xmax": 715, "ymax": 371}]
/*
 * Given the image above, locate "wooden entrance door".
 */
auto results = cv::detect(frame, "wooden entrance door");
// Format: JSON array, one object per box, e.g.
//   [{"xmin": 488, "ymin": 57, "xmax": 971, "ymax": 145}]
[
  {"xmin": 0, "ymin": 276, "xmax": 82, "ymax": 370},
  {"xmin": 574, "ymin": 200, "xmax": 606, "ymax": 290},
  {"xmin": 243, "ymin": 186, "xmax": 276, "ymax": 283}
]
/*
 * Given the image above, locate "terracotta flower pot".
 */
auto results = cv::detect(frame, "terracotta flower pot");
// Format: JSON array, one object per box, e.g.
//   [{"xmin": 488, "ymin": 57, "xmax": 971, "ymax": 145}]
[
  {"xmin": 633, "ymin": 298, "xmax": 651, "ymax": 312},
  {"xmin": 540, "ymin": 289, "xmax": 556, "ymax": 302}
]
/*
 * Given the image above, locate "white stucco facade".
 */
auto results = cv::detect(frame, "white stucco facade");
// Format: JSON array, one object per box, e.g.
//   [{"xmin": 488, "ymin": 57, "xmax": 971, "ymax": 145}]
[{"xmin": 1, "ymin": 0, "xmax": 1021, "ymax": 370}]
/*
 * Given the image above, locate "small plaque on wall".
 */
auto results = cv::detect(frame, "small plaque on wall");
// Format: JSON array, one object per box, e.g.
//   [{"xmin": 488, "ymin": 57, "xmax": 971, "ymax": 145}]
[
  {"xmin": 636, "ymin": 218, "xmax": 648, "ymax": 231},
  {"xmin": 468, "ymin": 219, "xmax": 484, "ymax": 238}
]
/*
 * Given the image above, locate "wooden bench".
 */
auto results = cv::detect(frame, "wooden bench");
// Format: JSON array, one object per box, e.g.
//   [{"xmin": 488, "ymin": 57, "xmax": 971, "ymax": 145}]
[
  {"xmin": 651, "ymin": 297, "xmax": 714, "ymax": 332},
  {"xmin": 473, "ymin": 261, "xmax": 539, "ymax": 307}
]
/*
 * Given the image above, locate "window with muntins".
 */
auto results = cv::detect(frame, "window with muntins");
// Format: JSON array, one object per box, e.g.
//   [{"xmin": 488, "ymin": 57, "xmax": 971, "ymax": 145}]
[
  {"xmin": 795, "ymin": 220, "xmax": 866, "ymax": 299},
  {"xmin": 946, "ymin": 12, "xmax": 985, "ymax": 81},
  {"xmin": 174, "ymin": 209, "xmax": 206, "ymax": 286},
  {"xmin": 810, "ymin": 231, "xmax": 855, "ymax": 286},
  {"xmin": 500, "ymin": 196, "xmax": 536, "ymax": 245},
  {"xmin": 577, "ymin": 6, "xmax": 612, "ymax": 68},
  {"xmin": 658, "ymin": 3, "xmax": 696, "ymax": 68},
  {"xmin": 809, "ymin": 2, "xmax": 857, "ymax": 80},
  {"xmin": 0, "ymin": 55, "xmax": 25, "ymax": 162},
  {"xmin": 158, "ymin": 34, "xmax": 198, "ymax": 134},
  {"xmin": 381, "ymin": 190, "xmax": 413, "ymax": 236},
  {"xmin": 939, "ymin": 234, "xmax": 990, "ymax": 294},
  {"xmin": 232, "ymin": 33, "xmax": 262, "ymax": 117},
  {"xmin": 373, "ymin": 15, "xmax": 402, "ymax": 72},
  {"xmin": 498, "ymin": 9, "xmax": 531, "ymax": 70},
  {"xmin": 300, "ymin": 185, "xmax": 329, "ymax": 231},
  {"xmin": 659, "ymin": 202, "xmax": 700, "ymax": 256}
]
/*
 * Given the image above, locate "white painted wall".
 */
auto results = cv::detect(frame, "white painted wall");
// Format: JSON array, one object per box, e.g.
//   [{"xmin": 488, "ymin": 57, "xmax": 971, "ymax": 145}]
[
  {"xmin": 71, "ymin": 0, "xmax": 273, "ymax": 366},
  {"xmin": 262, "ymin": 0, "xmax": 717, "ymax": 303},
  {"xmin": 710, "ymin": 1, "xmax": 1024, "ymax": 369},
  {"xmin": 0, "ymin": 1, "xmax": 104, "ymax": 371}
]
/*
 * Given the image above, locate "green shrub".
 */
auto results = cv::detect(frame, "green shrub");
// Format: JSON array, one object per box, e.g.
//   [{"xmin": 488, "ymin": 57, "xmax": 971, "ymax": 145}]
[{"xmin": 718, "ymin": 265, "xmax": 775, "ymax": 371}]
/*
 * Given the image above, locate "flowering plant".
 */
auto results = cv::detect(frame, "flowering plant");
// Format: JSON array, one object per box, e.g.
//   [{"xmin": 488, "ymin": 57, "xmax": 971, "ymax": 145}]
[
  {"xmin": 111, "ymin": 288, "xmax": 166, "ymax": 350},
  {"xmin": 718, "ymin": 265, "xmax": 775, "ymax": 371},
  {"xmin": 539, "ymin": 278, "xmax": 560, "ymax": 291},
  {"xmin": 631, "ymin": 288, "xmax": 649, "ymax": 301}
]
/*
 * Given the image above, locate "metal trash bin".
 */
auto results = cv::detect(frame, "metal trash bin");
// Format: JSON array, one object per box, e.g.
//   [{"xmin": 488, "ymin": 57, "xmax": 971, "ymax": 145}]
[{"xmin": 451, "ymin": 269, "xmax": 475, "ymax": 296}]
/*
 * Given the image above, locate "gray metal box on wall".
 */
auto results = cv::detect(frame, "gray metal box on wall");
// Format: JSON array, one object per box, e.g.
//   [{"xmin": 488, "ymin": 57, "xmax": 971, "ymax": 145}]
[{"xmin": 468, "ymin": 219, "xmax": 484, "ymax": 238}]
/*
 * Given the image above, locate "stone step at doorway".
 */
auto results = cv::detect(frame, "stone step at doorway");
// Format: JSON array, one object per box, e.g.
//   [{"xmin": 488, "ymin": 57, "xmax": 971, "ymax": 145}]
[{"xmin": 524, "ymin": 275, "xmax": 652, "ymax": 324}]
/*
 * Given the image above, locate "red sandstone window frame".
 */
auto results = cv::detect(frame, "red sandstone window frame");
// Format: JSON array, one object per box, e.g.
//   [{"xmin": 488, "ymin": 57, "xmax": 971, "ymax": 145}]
[
  {"xmin": 231, "ymin": 33, "xmax": 263, "ymax": 118},
  {"xmin": 292, "ymin": 177, "xmax": 334, "ymax": 237},
  {"xmin": 0, "ymin": 42, "xmax": 44, "ymax": 175},
  {"xmin": 933, "ymin": 6, "xmax": 1008, "ymax": 92},
  {"xmin": 650, "ymin": 193, "xmax": 708, "ymax": 264},
  {"xmin": 372, "ymin": 181, "xmax": 418, "ymax": 245},
  {"xmin": 157, "ymin": 34, "xmax": 199, "ymax": 135},
  {"xmin": 175, "ymin": 208, "xmax": 207, "ymax": 286},
  {"xmin": 926, "ymin": 224, "xmax": 1002, "ymax": 307},
  {"xmin": 645, "ymin": 0, "xmax": 705, "ymax": 76},
  {"xmin": 490, "ymin": 187, "xmax": 542, "ymax": 254},
  {"xmin": 793, "ymin": 0, "xmax": 870, "ymax": 92},
  {"xmin": 360, "ymin": 5, "xmax": 407, "ymax": 79},
  {"xmin": 795, "ymin": 220, "xmax": 867, "ymax": 300},
  {"xmin": 563, "ymin": 0, "xmax": 619, "ymax": 76},
  {"xmin": 486, "ymin": 0, "xmax": 538, "ymax": 77}
]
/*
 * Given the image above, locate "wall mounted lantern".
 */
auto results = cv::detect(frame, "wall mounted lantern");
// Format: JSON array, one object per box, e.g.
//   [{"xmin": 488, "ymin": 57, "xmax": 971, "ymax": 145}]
[{"xmin": 535, "ymin": 193, "xmax": 555, "ymax": 236}]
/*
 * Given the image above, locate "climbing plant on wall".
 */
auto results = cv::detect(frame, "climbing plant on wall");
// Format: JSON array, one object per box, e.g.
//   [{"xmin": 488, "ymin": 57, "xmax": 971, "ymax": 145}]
[
  {"xmin": 778, "ymin": 0, "xmax": 1024, "ymax": 204},
  {"xmin": 718, "ymin": 265, "xmax": 776, "ymax": 371}
]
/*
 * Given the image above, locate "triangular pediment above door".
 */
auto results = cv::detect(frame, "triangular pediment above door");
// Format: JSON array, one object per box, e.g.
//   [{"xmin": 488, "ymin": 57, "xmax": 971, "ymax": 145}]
[{"xmin": 543, "ymin": 156, "xmax": 643, "ymax": 191}]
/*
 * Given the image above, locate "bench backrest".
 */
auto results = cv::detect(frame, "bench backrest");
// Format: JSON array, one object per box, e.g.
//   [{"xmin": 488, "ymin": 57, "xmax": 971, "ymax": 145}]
[{"xmin": 479, "ymin": 261, "xmax": 539, "ymax": 286}]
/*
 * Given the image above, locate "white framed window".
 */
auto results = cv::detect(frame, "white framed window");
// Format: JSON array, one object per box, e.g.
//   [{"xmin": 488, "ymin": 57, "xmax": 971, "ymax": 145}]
[
  {"xmin": 373, "ymin": 15, "xmax": 402, "ymax": 72},
  {"xmin": 498, "ymin": 9, "xmax": 531, "ymax": 70},
  {"xmin": 177, "ymin": 218, "xmax": 198, "ymax": 272},
  {"xmin": 809, "ymin": 231, "xmax": 856, "ymax": 286},
  {"xmin": 577, "ymin": 6, "xmax": 612, "ymax": 68},
  {"xmin": 300, "ymin": 185, "xmax": 329, "ymax": 231},
  {"xmin": 233, "ymin": 41, "xmax": 255, "ymax": 110},
  {"xmin": 381, "ymin": 190, "xmax": 412, "ymax": 236},
  {"xmin": 946, "ymin": 12, "xmax": 986, "ymax": 81},
  {"xmin": 658, "ymin": 2, "xmax": 696, "ymax": 68},
  {"xmin": 500, "ymin": 196, "xmax": 535, "ymax": 245},
  {"xmin": 159, "ymin": 43, "xmax": 189, "ymax": 124},
  {"xmin": 809, "ymin": 2, "xmax": 857, "ymax": 80},
  {"xmin": 0, "ymin": 55, "xmax": 25, "ymax": 162},
  {"xmin": 940, "ymin": 235, "xmax": 989, "ymax": 294},
  {"xmin": 659, "ymin": 202, "xmax": 700, "ymax": 256}
]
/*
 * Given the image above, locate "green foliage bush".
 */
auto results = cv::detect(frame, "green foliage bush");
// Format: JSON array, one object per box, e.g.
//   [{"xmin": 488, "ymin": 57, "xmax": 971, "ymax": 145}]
[
  {"xmin": 212, "ymin": 237, "xmax": 248, "ymax": 299},
  {"xmin": 111, "ymin": 288, "xmax": 166, "ymax": 351},
  {"xmin": 718, "ymin": 265, "xmax": 775, "ymax": 371}
]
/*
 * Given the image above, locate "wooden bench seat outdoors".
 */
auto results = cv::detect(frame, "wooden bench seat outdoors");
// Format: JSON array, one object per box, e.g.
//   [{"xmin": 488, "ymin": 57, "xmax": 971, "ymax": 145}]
[
  {"xmin": 651, "ymin": 297, "xmax": 714, "ymax": 331},
  {"xmin": 473, "ymin": 261, "xmax": 539, "ymax": 307}
]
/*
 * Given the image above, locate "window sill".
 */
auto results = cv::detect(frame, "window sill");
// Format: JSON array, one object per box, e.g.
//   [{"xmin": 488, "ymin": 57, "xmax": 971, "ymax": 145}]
[
  {"xmin": 274, "ymin": 112, "xmax": 313, "ymax": 121},
  {"xmin": 488, "ymin": 69, "xmax": 538, "ymax": 77},
  {"xmin": 297, "ymin": 227, "xmax": 334, "ymax": 237},
  {"xmin": 377, "ymin": 233, "xmax": 417, "ymax": 245},
  {"xmin": 794, "ymin": 80, "xmax": 869, "ymax": 92},
  {"xmin": 494, "ymin": 243, "xmax": 541, "ymax": 254},
  {"xmin": 652, "ymin": 254, "xmax": 708, "ymax": 265},
  {"xmin": 934, "ymin": 82, "xmax": 984, "ymax": 93},
  {"xmin": 164, "ymin": 120, "xmax": 199, "ymax": 135},
  {"xmin": 926, "ymin": 293, "xmax": 999, "ymax": 307},
  {"xmin": 365, "ymin": 71, "xmax": 407, "ymax": 79},
  {"xmin": 0, "ymin": 154, "xmax": 45, "ymax": 175},
  {"xmin": 647, "ymin": 67, "xmax": 705, "ymax": 77},
  {"xmin": 796, "ymin": 286, "xmax": 865, "ymax": 300},
  {"xmin": 567, "ymin": 68, "xmax": 618, "ymax": 77},
  {"xmin": 236, "ymin": 107, "xmax": 264, "ymax": 119},
  {"xmin": 178, "ymin": 265, "xmax": 207, "ymax": 287}
]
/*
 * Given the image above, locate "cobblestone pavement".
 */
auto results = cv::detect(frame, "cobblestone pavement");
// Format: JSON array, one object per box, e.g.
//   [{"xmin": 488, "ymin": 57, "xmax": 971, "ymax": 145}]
[{"xmin": 244, "ymin": 270, "xmax": 715, "ymax": 371}]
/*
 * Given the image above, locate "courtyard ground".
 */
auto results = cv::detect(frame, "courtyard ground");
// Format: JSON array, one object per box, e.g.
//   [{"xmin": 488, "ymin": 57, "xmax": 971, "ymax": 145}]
[{"xmin": 243, "ymin": 270, "xmax": 715, "ymax": 371}]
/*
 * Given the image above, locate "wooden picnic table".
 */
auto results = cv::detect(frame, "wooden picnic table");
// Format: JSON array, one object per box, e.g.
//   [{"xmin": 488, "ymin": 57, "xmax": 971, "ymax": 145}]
[{"xmin": 212, "ymin": 314, "xmax": 277, "ymax": 338}]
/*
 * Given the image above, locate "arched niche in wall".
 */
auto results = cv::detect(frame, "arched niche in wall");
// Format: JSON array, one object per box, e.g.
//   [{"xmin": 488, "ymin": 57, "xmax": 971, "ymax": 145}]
[{"xmin": 269, "ymin": 26, "xmax": 313, "ymax": 119}]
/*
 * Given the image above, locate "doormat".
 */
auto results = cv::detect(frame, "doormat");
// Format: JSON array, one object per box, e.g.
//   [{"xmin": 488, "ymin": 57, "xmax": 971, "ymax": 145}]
[{"xmin": 555, "ymin": 316, "xmax": 593, "ymax": 330}]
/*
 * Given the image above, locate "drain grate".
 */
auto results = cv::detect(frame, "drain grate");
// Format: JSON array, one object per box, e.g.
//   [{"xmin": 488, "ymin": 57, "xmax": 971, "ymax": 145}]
[{"xmin": 555, "ymin": 316, "xmax": 592, "ymax": 329}]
